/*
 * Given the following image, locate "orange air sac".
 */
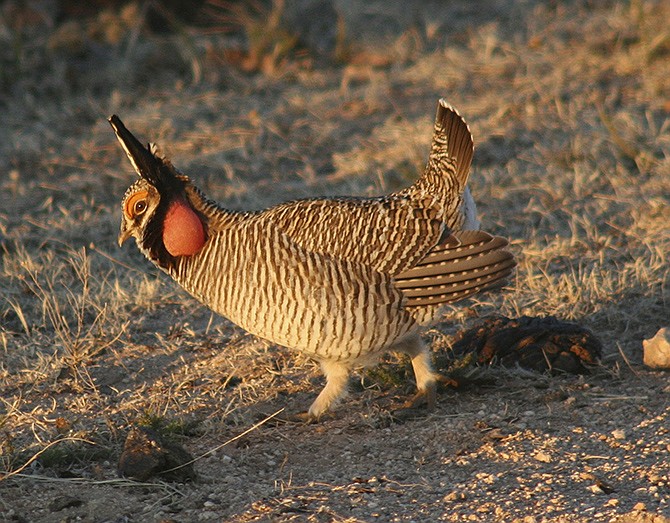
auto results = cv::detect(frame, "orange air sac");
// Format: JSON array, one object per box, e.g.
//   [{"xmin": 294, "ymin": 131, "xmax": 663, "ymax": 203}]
[{"xmin": 162, "ymin": 199, "xmax": 206, "ymax": 256}]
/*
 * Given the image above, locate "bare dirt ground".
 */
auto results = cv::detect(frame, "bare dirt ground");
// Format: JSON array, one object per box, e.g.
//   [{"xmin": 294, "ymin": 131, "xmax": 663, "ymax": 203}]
[{"xmin": 1, "ymin": 1, "xmax": 669, "ymax": 522}]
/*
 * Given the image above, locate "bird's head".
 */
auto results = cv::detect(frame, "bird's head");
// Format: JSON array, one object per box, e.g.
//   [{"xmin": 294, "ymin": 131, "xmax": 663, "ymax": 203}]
[{"xmin": 110, "ymin": 115, "xmax": 206, "ymax": 268}]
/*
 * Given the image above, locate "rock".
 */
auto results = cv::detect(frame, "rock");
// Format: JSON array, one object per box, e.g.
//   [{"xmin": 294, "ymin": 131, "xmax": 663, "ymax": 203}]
[
  {"xmin": 616, "ymin": 510, "xmax": 670, "ymax": 523},
  {"xmin": 534, "ymin": 451, "xmax": 552, "ymax": 463},
  {"xmin": 47, "ymin": 20, "xmax": 85, "ymax": 52},
  {"xmin": 281, "ymin": 0, "xmax": 338, "ymax": 57},
  {"xmin": 281, "ymin": 0, "xmax": 527, "ymax": 58},
  {"xmin": 643, "ymin": 328, "xmax": 670, "ymax": 369},
  {"xmin": 612, "ymin": 429, "xmax": 626, "ymax": 440},
  {"xmin": 118, "ymin": 426, "xmax": 196, "ymax": 482},
  {"xmin": 48, "ymin": 495, "xmax": 82, "ymax": 512},
  {"xmin": 443, "ymin": 490, "xmax": 467, "ymax": 502}
]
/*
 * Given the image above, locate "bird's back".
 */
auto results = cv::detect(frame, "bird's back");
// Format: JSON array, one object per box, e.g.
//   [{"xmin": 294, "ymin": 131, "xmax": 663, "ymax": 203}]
[
  {"xmin": 250, "ymin": 99, "xmax": 477, "ymax": 276},
  {"xmin": 260, "ymin": 194, "xmax": 445, "ymax": 275}
]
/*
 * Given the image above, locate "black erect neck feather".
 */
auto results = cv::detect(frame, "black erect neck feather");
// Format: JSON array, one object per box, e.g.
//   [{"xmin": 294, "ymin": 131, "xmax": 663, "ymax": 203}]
[
  {"xmin": 108, "ymin": 115, "xmax": 186, "ymax": 195},
  {"xmin": 109, "ymin": 115, "xmax": 184, "ymax": 270}
]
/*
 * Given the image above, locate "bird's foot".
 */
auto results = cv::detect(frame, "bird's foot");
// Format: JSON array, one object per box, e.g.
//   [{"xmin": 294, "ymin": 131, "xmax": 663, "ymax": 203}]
[
  {"xmin": 275, "ymin": 408, "xmax": 334, "ymax": 424},
  {"xmin": 436, "ymin": 374, "xmax": 459, "ymax": 388},
  {"xmin": 392, "ymin": 374, "xmax": 458, "ymax": 420},
  {"xmin": 389, "ymin": 382, "xmax": 437, "ymax": 421},
  {"xmin": 285, "ymin": 410, "xmax": 320, "ymax": 424},
  {"xmin": 404, "ymin": 381, "xmax": 437, "ymax": 411}
]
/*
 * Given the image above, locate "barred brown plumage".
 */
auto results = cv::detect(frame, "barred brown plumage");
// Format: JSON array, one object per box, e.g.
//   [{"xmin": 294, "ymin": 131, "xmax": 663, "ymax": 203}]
[{"xmin": 111, "ymin": 99, "xmax": 515, "ymax": 419}]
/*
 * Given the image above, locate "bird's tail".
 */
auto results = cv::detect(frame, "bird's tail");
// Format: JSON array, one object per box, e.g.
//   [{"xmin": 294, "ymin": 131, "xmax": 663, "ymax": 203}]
[
  {"xmin": 394, "ymin": 100, "xmax": 476, "ymax": 231},
  {"xmin": 406, "ymin": 100, "xmax": 474, "ymax": 198}
]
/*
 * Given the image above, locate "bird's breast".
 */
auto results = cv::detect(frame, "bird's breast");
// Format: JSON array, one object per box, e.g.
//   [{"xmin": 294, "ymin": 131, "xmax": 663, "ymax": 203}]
[{"xmin": 168, "ymin": 222, "xmax": 417, "ymax": 363}]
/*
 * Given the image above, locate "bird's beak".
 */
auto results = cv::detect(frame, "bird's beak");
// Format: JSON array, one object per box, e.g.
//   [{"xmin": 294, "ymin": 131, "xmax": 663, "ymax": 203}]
[{"xmin": 118, "ymin": 223, "xmax": 133, "ymax": 247}]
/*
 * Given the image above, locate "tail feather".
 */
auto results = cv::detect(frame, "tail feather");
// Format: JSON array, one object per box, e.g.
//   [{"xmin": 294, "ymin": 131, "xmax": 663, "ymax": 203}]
[
  {"xmin": 394, "ymin": 99, "xmax": 476, "ymax": 232},
  {"xmin": 434, "ymin": 99, "xmax": 474, "ymax": 189}
]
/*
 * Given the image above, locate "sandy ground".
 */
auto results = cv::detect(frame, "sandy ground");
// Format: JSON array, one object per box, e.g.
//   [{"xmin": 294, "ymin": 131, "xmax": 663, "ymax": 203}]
[{"xmin": 1, "ymin": 1, "xmax": 669, "ymax": 522}]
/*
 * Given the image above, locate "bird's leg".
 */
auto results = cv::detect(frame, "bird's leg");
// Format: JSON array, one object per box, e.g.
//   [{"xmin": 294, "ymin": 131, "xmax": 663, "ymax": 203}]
[
  {"xmin": 305, "ymin": 360, "xmax": 350, "ymax": 420},
  {"xmin": 394, "ymin": 334, "xmax": 440, "ymax": 410}
]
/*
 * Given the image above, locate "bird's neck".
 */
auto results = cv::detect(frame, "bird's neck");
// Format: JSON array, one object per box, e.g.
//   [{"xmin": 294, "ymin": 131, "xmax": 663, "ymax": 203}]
[{"xmin": 142, "ymin": 181, "xmax": 242, "ymax": 274}]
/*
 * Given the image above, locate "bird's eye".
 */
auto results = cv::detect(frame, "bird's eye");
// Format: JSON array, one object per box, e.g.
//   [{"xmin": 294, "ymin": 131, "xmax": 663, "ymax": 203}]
[
  {"xmin": 134, "ymin": 200, "xmax": 147, "ymax": 215},
  {"xmin": 124, "ymin": 189, "xmax": 151, "ymax": 219}
]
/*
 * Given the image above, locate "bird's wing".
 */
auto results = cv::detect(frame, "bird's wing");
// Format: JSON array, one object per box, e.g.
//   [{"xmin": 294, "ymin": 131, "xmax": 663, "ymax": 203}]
[{"xmin": 394, "ymin": 229, "xmax": 516, "ymax": 307}]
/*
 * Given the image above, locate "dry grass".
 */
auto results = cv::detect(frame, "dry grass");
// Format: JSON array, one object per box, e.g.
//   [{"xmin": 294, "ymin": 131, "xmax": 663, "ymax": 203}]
[
  {"xmin": 205, "ymin": 0, "xmax": 300, "ymax": 75},
  {"xmin": 0, "ymin": 1, "xmax": 669, "ymax": 521}
]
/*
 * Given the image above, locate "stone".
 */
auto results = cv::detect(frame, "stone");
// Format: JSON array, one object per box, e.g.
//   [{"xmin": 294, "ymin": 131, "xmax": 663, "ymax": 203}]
[
  {"xmin": 48, "ymin": 495, "xmax": 82, "ymax": 512},
  {"xmin": 118, "ymin": 426, "xmax": 196, "ymax": 482},
  {"xmin": 643, "ymin": 328, "xmax": 670, "ymax": 369}
]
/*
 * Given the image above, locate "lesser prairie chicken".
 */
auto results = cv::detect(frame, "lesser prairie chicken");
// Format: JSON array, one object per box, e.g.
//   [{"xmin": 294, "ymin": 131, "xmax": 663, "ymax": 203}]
[{"xmin": 112, "ymin": 100, "xmax": 515, "ymax": 418}]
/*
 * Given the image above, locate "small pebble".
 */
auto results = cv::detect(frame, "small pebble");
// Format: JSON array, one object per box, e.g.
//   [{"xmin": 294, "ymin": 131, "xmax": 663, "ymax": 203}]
[
  {"xmin": 444, "ymin": 491, "xmax": 467, "ymax": 502},
  {"xmin": 588, "ymin": 485, "xmax": 605, "ymax": 494},
  {"xmin": 535, "ymin": 451, "xmax": 552, "ymax": 463}
]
